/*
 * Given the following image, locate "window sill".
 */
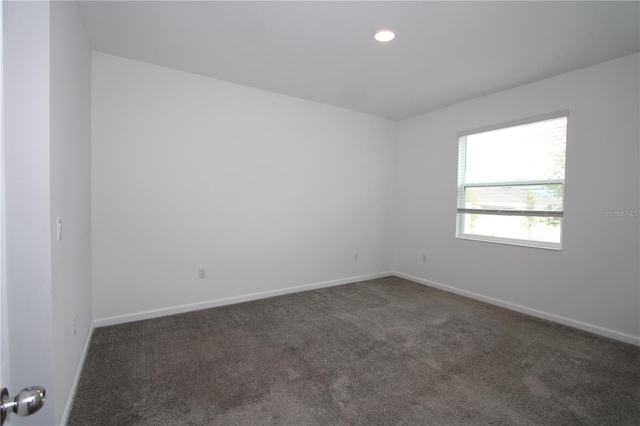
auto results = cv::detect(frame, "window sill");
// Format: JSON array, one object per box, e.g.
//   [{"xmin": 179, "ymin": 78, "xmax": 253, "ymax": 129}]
[{"xmin": 456, "ymin": 233, "xmax": 562, "ymax": 251}]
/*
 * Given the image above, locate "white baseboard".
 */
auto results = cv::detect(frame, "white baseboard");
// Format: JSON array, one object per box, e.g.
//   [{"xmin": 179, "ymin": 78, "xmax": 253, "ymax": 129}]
[
  {"xmin": 61, "ymin": 322, "xmax": 95, "ymax": 426},
  {"xmin": 92, "ymin": 269, "xmax": 639, "ymax": 342},
  {"xmin": 393, "ymin": 271, "xmax": 640, "ymax": 347},
  {"xmin": 93, "ymin": 271, "xmax": 394, "ymax": 328}
]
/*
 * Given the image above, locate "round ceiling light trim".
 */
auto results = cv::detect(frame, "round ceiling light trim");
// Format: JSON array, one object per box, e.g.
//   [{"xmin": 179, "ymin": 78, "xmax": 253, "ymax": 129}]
[{"xmin": 374, "ymin": 29, "xmax": 395, "ymax": 42}]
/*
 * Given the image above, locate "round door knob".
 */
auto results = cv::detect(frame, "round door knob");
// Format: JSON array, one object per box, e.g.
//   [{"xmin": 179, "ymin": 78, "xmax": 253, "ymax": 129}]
[
  {"xmin": 14, "ymin": 386, "xmax": 46, "ymax": 416},
  {"xmin": 0, "ymin": 386, "xmax": 46, "ymax": 425}
]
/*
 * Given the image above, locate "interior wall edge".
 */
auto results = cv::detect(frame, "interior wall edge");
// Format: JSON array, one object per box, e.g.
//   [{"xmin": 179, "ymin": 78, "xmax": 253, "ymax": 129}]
[
  {"xmin": 392, "ymin": 271, "xmax": 640, "ymax": 347},
  {"xmin": 93, "ymin": 271, "xmax": 394, "ymax": 328},
  {"xmin": 59, "ymin": 323, "xmax": 95, "ymax": 426}
]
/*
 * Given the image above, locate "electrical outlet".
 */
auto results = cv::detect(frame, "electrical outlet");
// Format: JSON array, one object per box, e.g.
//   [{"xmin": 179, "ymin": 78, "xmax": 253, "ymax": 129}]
[
  {"xmin": 198, "ymin": 268, "xmax": 206, "ymax": 279},
  {"xmin": 422, "ymin": 253, "xmax": 427, "ymax": 263},
  {"xmin": 354, "ymin": 252, "xmax": 359, "ymax": 261},
  {"xmin": 73, "ymin": 315, "xmax": 77, "ymax": 335}
]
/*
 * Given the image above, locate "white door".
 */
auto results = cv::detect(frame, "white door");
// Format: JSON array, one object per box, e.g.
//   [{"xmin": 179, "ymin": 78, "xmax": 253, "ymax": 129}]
[
  {"xmin": 0, "ymin": 2, "xmax": 47, "ymax": 424},
  {"xmin": 0, "ymin": 0, "xmax": 8, "ymax": 410}
]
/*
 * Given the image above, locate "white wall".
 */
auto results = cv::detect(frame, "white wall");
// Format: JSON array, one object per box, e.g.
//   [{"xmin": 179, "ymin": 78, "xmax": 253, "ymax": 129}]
[
  {"xmin": 92, "ymin": 52, "xmax": 395, "ymax": 322},
  {"xmin": 3, "ymin": 2, "xmax": 55, "ymax": 424},
  {"xmin": 49, "ymin": 1, "xmax": 92, "ymax": 424},
  {"xmin": 394, "ymin": 54, "xmax": 640, "ymax": 344}
]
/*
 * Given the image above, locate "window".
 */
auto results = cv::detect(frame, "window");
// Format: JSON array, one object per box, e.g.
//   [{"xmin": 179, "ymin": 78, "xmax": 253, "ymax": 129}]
[{"xmin": 456, "ymin": 112, "xmax": 568, "ymax": 250}]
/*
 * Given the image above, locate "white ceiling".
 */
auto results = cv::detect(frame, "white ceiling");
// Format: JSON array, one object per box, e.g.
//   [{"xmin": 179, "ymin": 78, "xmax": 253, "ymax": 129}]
[{"xmin": 78, "ymin": 1, "xmax": 640, "ymax": 121}]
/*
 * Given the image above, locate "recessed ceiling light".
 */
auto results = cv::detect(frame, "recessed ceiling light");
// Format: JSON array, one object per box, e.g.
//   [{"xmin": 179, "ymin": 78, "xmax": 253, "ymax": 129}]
[{"xmin": 374, "ymin": 29, "xmax": 395, "ymax": 43}]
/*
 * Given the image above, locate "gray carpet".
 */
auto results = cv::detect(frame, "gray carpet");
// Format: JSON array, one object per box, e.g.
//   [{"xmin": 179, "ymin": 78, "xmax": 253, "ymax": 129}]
[{"xmin": 68, "ymin": 277, "xmax": 640, "ymax": 425}]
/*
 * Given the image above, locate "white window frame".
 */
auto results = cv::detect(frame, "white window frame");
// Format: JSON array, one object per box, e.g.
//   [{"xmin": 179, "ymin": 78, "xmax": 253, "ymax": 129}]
[{"xmin": 456, "ymin": 111, "xmax": 568, "ymax": 250}]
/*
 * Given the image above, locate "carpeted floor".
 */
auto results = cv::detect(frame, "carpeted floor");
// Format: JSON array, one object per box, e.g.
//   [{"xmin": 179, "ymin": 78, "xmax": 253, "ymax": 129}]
[{"xmin": 68, "ymin": 276, "xmax": 640, "ymax": 425}]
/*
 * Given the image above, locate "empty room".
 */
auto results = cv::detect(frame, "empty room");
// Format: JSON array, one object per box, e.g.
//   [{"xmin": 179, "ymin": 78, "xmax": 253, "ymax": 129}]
[{"xmin": 1, "ymin": 1, "xmax": 639, "ymax": 425}]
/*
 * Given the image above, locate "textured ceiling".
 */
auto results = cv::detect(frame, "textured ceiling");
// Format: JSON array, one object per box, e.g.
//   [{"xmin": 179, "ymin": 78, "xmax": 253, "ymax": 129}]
[{"xmin": 79, "ymin": 1, "xmax": 640, "ymax": 121}]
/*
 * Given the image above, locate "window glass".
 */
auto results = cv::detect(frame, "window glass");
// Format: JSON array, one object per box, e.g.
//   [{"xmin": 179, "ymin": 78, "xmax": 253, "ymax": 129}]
[{"xmin": 456, "ymin": 113, "xmax": 568, "ymax": 249}]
